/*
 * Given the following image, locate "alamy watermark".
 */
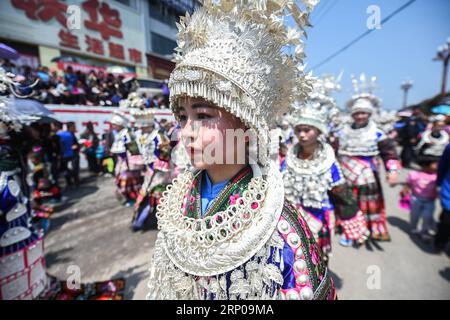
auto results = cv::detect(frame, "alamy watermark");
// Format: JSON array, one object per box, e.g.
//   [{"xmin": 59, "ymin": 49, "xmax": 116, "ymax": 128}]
[
  {"xmin": 366, "ymin": 265, "xmax": 382, "ymax": 290},
  {"xmin": 66, "ymin": 264, "xmax": 81, "ymax": 290},
  {"xmin": 367, "ymin": 5, "xmax": 382, "ymax": 30},
  {"xmin": 66, "ymin": 5, "xmax": 82, "ymax": 30}
]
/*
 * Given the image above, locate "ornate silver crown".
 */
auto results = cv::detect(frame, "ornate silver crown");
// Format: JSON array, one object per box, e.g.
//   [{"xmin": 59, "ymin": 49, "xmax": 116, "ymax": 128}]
[
  {"xmin": 169, "ymin": 0, "xmax": 318, "ymax": 165},
  {"xmin": 289, "ymin": 74, "xmax": 341, "ymax": 134},
  {"xmin": 346, "ymin": 73, "xmax": 381, "ymax": 115}
]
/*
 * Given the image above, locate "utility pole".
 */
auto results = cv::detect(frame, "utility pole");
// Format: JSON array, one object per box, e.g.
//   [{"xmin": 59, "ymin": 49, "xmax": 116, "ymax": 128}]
[
  {"xmin": 400, "ymin": 79, "xmax": 413, "ymax": 108},
  {"xmin": 434, "ymin": 38, "xmax": 450, "ymax": 97}
]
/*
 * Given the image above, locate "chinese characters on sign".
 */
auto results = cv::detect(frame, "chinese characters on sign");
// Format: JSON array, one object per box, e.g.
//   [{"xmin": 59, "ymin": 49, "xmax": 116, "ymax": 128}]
[
  {"xmin": 11, "ymin": 0, "xmax": 68, "ymax": 27},
  {"xmin": 11, "ymin": 0, "xmax": 143, "ymax": 64},
  {"xmin": 82, "ymin": 0, "xmax": 123, "ymax": 41},
  {"xmin": 59, "ymin": 30, "xmax": 80, "ymax": 50}
]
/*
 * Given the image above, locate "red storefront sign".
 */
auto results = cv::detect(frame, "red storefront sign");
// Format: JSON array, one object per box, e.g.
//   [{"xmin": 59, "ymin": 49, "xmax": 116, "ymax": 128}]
[
  {"xmin": 58, "ymin": 29, "xmax": 81, "ymax": 50},
  {"xmin": 11, "ymin": 0, "xmax": 68, "ymax": 27},
  {"xmin": 11, "ymin": 0, "xmax": 143, "ymax": 65},
  {"xmin": 85, "ymin": 35, "xmax": 104, "ymax": 55}
]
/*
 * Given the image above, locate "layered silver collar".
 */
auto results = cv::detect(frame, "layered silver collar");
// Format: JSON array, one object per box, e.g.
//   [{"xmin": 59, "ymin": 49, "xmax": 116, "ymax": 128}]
[
  {"xmin": 153, "ymin": 163, "xmax": 284, "ymax": 277},
  {"xmin": 338, "ymin": 121, "xmax": 382, "ymax": 157},
  {"xmin": 283, "ymin": 142, "xmax": 344, "ymax": 209}
]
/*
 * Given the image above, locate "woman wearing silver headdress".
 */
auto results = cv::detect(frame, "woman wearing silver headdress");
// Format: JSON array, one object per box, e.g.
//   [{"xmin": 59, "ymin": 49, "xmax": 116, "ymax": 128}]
[
  {"xmin": 124, "ymin": 93, "xmax": 172, "ymax": 230},
  {"xmin": 0, "ymin": 68, "xmax": 49, "ymax": 300},
  {"xmin": 283, "ymin": 75, "xmax": 369, "ymax": 260},
  {"xmin": 415, "ymin": 115, "xmax": 449, "ymax": 162},
  {"xmin": 110, "ymin": 105, "xmax": 143, "ymax": 206},
  {"xmin": 147, "ymin": 0, "xmax": 337, "ymax": 300},
  {"xmin": 336, "ymin": 75, "xmax": 401, "ymax": 243}
]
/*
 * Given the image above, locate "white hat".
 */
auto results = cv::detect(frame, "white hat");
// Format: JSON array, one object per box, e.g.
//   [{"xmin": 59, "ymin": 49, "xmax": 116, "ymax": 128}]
[
  {"xmin": 349, "ymin": 97, "xmax": 375, "ymax": 115},
  {"xmin": 110, "ymin": 113, "xmax": 128, "ymax": 127}
]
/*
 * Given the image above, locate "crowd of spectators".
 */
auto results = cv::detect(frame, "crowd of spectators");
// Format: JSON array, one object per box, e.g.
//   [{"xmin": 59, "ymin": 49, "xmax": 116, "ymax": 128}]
[{"xmin": 1, "ymin": 58, "xmax": 169, "ymax": 108}]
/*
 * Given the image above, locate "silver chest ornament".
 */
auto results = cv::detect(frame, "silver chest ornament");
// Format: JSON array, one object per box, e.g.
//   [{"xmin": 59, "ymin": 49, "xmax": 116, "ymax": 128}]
[
  {"xmin": 283, "ymin": 142, "xmax": 344, "ymax": 209},
  {"xmin": 338, "ymin": 121, "xmax": 382, "ymax": 157}
]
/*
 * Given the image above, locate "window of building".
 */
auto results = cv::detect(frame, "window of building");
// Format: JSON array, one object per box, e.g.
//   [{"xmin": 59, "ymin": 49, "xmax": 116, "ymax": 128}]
[
  {"xmin": 151, "ymin": 32, "xmax": 177, "ymax": 56},
  {"xmin": 115, "ymin": 0, "xmax": 131, "ymax": 6},
  {"xmin": 148, "ymin": 0, "xmax": 181, "ymax": 27}
]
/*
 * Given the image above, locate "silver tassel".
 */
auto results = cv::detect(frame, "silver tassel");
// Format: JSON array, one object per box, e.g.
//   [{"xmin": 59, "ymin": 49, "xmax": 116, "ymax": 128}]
[{"xmin": 280, "ymin": 251, "xmax": 284, "ymax": 272}]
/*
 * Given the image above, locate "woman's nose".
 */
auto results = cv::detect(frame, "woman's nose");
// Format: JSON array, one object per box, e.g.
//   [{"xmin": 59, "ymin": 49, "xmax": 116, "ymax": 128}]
[{"xmin": 182, "ymin": 119, "xmax": 197, "ymax": 142}]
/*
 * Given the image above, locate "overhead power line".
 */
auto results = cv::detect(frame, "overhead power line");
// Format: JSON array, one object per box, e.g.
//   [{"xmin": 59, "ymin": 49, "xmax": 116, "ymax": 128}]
[
  {"xmin": 314, "ymin": 0, "xmax": 339, "ymax": 26},
  {"xmin": 308, "ymin": 0, "xmax": 417, "ymax": 72}
]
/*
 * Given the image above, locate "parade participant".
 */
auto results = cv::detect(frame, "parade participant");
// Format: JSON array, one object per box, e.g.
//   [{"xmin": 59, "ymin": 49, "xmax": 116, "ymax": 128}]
[
  {"xmin": 397, "ymin": 106, "xmax": 426, "ymax": 168},
  {"xmin": 110, "ymin": 110, "xmax": 143, "ymax": 206},
  {"xmin": 0, "ymin": 68, "xmax": 48, "ymax": 300},
  {"xmin": 336, "ymin": 74, "xmax": 401, "ymax": 243},
  {"xmin": 147, "ymin": 0, "xmax": 336, "ymax": 300},
  {"xmin": 278, "ymin": 142, "xmax": 288, "ymax": 173},
  {"xmin": 80, "ymin": 121, "xmax": 99, "ymax": 175},
  {"xmin": 434, "ymin": 143, "xmax": 450, "ymax": 252},
  {"xmin": 169, "ymin": 124, "xmax": 192, "ymax": 178},
  {"xmin": 125, "ymin": 93, "xmax": 172, "ymax": 231},
  {"xmin": 279, "ymin": 119, "xmax": 295, "ymax": 147},
  {"xmin": 28, "ymin": 146, "xmax": 59, "ymax": 234},
  {"xmin": 283, "ymin": 76, "xmax": 369, "ymax": 259},
  {"xmin": 414, "ymin": 114, "xmax": 449, "ymax": 161},
  {"xmin": 0, "ymin": 68, "xmax": 125, "ymax": 300},
  {"xmin": 403, "ymin": 158, "xmax": 438, "ymax": 241}
]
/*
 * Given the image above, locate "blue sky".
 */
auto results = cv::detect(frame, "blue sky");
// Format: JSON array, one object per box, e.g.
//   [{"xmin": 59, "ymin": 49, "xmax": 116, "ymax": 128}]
[{"xmin": 289, "ymin": 0, "xmax": 450, "ymax": 111}]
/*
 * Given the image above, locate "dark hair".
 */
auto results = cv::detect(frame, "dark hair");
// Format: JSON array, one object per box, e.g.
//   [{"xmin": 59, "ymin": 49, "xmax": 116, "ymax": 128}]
[
  {"xmin": 86, "ymin": 121, "xmax": 94, "ymax": 131},
  {"xmin": 53, "ymin": 121, "xmax": 63, "ymax": 129},
  {"xmin": 416, "ymin": 156, "xmax": 439, "ymax": 168}
]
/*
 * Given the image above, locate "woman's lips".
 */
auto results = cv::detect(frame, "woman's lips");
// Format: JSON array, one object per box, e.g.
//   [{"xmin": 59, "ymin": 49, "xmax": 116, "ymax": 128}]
[{"xmin": 188, "ymin": 147, "xmax": 201, "ymax": 157}]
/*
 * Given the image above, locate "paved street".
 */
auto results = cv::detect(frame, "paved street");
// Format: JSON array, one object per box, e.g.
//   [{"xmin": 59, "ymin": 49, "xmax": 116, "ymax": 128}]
[
  {"xmin": 44, "ymin": 169, "xmax": 450, "ymax": 300},
  {"xmin": 329, "ymin": 168, "xmax": 450, "ymax": 299}
]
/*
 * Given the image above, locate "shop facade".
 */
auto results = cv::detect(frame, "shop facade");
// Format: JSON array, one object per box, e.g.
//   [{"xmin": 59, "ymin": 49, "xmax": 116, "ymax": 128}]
[{"xmin": 0, "ymin": 0, "xmax": 147, "ymax": 77}]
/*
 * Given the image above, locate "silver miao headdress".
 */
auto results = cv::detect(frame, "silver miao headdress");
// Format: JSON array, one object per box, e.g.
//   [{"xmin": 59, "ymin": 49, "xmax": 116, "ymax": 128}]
[
  {"xmin": 169, "ymin": 0, "xmax": 318, "ymax": 166},
  {"xmin": 289, "ymin": 73, "xmax": 341, "ymax": 134},
  {"xmin": 347, "ymin": 73, "xmax": 381, "ymax": 115},
  {"xmin": 0, "ymin": 67, "xmax": 39, "ymax": 138},
  {"xmin": 121, "ymin": 92, "xmax": 155, "ymax": 128}
]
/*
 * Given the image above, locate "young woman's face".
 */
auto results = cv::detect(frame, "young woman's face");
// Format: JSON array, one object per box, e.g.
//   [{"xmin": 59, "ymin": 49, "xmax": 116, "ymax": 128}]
[
  {"xmin": 294, "ymin": 125, "xmax": 320, "ymax": 148},
  {"xmin": 178, "ymin": 97, "xmax": 247, "ymax": 170},
  {"xmin": 352, "ymin": 112, "xmax": 371, "ymax": 127}
]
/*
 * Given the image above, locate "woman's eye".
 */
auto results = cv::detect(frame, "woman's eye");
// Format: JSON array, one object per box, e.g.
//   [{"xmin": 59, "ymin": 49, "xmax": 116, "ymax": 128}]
[{"xmin": 197, "ymin": 113, "xmax": 212, "ymax": 120}]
